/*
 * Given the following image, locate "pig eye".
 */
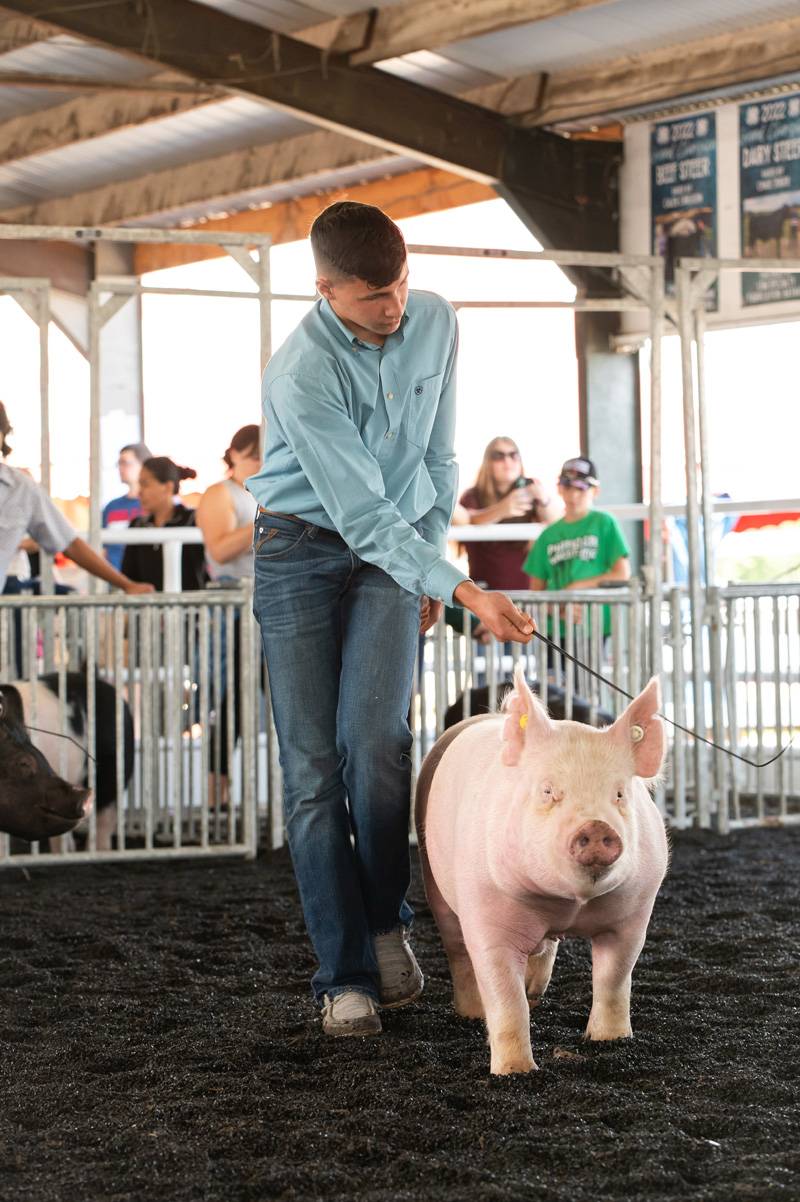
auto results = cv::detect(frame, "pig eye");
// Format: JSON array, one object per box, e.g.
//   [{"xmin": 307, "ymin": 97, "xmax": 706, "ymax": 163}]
[{"xmin": 616, "ymin": 789, "xmax": 625, "ymax": 801}]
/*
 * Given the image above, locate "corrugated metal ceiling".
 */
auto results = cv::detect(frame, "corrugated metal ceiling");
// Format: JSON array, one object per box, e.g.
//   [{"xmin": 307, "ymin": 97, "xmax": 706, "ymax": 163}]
[{"xmin": 0, "ymin": 0, "xmax": 797, "ymax": 223}]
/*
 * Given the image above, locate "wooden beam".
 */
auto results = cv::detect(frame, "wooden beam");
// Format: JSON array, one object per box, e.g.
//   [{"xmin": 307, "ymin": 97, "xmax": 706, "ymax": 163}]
[
  {"xmin": 0, "ymin": 72, "xmax": 221, "ymax": 93},
  {"xmin": 0, "ymin": 129, "xmax": 394, "ymax": 226},
  {"xmin": 520, "ymin": 14, "xmax": 800, "ymax": 126},
  {"xmin": 0, "ymin": 237, "xmax": 89, "ymax": 294},
  {"xmin": 0, "ymin": 0, "xmax": 619, "ymax": 253},
  {"xmin": 298, "ymin": 0, "xmax": 613, "ymax": 64},
  {"xmin": 0, "ymin": 75, "xmax": 222, "ymax": 167},
  {"xmin": 0, "ymin": 9, "xmax": 59, "ymax": 54},
  {"xmin": 133, "ymin": 167, "xmax": 495, "ymax": 274}
]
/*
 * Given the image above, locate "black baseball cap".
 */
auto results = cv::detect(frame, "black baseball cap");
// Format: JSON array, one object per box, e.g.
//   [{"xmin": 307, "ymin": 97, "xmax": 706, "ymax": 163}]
[{"xmin": 558, "ymin": 457, "xmax": 598, "ymax": 490}]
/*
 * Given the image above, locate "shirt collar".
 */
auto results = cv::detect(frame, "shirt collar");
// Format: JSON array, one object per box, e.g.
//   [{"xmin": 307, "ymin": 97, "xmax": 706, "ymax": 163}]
[
  {"xmin": 0, "ymin": 463, "xmax": 14, "ymax": 486},
  {"xmin": 319, "ymin": 297, "xmax": 410, "ymax": 351}
]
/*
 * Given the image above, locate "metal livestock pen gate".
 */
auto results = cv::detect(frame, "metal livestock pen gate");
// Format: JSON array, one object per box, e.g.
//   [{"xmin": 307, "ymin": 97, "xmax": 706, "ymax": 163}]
[{"xmin": 0, "ymin": 231, "xmax": 798, "ymax": 868}]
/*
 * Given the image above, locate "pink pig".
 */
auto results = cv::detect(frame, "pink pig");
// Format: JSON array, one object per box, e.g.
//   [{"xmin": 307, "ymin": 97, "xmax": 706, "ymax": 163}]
[{"xmin": 416, "ymin": 666, "xmax": 668, "ymax": 1076}]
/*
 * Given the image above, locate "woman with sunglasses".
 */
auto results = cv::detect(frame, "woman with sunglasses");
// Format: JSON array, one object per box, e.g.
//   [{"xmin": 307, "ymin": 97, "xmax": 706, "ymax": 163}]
[{"xmin": 457, "ymin": 437, "xmax": 559, "ymax": 592}]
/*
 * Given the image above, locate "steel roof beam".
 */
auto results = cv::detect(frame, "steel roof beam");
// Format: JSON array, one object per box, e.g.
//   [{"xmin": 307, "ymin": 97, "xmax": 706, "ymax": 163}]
[{"xmin": 0, "ymin": 0, "xmax": 619, "ymax": 253}]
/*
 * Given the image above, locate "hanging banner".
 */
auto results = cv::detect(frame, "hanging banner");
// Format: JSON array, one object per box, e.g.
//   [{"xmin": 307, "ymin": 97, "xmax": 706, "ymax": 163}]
[
  {"xmin": 740, "ymin": 96, "xmax": 800, "ymax": 306},
  {"xmin": 651, "ymin": 112, "xmax": 717, "ymax": 308}
]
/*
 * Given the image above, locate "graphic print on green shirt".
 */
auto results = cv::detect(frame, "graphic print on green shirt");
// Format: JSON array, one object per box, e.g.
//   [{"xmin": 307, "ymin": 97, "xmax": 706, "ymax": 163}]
[{"xmin": 522, "ymin": 510, "xmax": 630, "ymax": 637}]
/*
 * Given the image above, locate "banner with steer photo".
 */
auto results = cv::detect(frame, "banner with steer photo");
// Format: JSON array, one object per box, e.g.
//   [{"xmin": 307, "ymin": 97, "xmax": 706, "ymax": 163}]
[
  {"xmin": 651, "ymin": 113, "xmax": 717, "ymax": 308},
  {"xmin": 740, "ymin": 96, "xmax": 800, "ymax": 306}
]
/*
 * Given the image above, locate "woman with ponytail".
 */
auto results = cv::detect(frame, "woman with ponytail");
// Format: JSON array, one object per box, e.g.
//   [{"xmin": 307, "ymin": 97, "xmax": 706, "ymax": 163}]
[
  {"xmin": 196, "ymin": 425, "xmax": 259, "ymax": 583},
  {"xmin": 121, "ymin": 456, "xmax": 208, "ymax": 591}
]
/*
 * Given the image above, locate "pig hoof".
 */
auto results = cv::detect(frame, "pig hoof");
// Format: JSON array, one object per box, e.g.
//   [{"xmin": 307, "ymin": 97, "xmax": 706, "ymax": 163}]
[
  {"xmin": 585, "ymin": 1024, "xmax": 633, "ymax": 1042},
  {"xmin": 491, "ymin": 1056, "xmax": 538, "ymax": 1076}
]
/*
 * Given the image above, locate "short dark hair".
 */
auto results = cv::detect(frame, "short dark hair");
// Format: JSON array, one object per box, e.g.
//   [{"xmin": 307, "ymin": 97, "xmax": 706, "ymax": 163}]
[
  {"xmin": 310, "ymin": 201, "xmax": 406, "ymax": 289},
  {"xmin": 142, "ymin": 456, "xmax": 196, "ymax": 496}
]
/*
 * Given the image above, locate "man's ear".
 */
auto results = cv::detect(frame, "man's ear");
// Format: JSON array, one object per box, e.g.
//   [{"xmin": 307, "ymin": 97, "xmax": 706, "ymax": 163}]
[{"xmin": 316, "ymin": 276, "xmax": 334, "ymax": 301}]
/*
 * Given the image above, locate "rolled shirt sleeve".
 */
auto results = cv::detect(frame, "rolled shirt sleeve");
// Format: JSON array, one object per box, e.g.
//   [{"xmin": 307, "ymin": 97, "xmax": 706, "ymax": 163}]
[
  {"xmin": 27, "ymin": 484, "xmax": 76, "ymax": 554},
  {"xmin": 269, "ymin": 372, "xmax": 466, "ymax": 603}
]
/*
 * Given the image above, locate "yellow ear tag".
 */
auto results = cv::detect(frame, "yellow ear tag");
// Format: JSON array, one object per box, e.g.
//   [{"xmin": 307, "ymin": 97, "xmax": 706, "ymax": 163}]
[{"xmin": 519, "ymin": 714, "xmax": 529, "ymax": 730}]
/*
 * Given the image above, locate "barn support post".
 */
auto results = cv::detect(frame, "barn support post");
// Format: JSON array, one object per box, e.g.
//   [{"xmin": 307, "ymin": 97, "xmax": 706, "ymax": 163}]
[{"xmin": 575, "ymin": 311, "xmax": 644, "ymax": 574}]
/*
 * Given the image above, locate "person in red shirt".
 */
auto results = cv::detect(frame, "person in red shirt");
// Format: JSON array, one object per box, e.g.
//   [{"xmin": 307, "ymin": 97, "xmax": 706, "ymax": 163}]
[{"xmin": 456, "ymin": 437, "xmax": 559, "ymax": 592}]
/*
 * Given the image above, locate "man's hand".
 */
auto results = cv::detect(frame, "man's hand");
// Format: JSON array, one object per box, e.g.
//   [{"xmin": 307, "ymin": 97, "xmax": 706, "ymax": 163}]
[
  {"xmin": 453, "ymin": 580, "xmax": 535, "ymax": 644},
  {"xmin": 123, "ymin": 580, "xmax": 155, "ymax": 595},
  {"xmin": 419, "ymin": 596, "xmax": 443, "ymax": 634}
]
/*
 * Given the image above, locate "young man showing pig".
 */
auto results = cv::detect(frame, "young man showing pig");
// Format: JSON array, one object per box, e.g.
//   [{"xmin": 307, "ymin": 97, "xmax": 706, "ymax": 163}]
[{"xmin": 248, "ymin": 202, "xmax": 533, "ymax": 1037}]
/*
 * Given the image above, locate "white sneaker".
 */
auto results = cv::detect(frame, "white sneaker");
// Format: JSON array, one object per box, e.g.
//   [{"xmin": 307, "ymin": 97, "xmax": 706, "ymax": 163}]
[
  {"xmin": 374, "ymin": 927, "xmax": 424, "ymax": 1009},
  {"xmin": 321, "ymin": 991, "xmax": 382, "ymax": 1037}
]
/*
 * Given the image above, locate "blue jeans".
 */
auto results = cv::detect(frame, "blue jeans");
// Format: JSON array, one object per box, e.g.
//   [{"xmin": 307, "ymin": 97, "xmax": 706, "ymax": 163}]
[{"xmin": 252, "ymin": 512, "xmax": 419, "ymax": 1004}]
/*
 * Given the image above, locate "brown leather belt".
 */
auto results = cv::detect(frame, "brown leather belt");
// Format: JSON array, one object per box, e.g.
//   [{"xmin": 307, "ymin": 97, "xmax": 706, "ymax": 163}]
[{"xmin": 256, "ymin": 508, "xmax": 347, "ymax": 546}]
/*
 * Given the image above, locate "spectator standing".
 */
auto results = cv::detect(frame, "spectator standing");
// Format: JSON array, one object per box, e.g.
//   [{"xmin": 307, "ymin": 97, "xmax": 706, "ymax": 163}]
[
  {"xmin": 102, "ymin": 442, "xmax": 152, "ymax": 570},
  {"xmin": 196, "ymin": 425, "xmax": 260, "ymax": 583},
  {"xmin": 457, "ymin": 436, "xmax": 559, "ymax": 590},
  {"xmin": 0, "ymin": 402, "xmax": 153, "ymax": 598},
  {"xmin": 524, "ymin": 456, "xmax": 630, "ymax": 639},
  {"xmin": 121, "ymin": 457, "xmax": 207, "ymax": 592},
  {"xmin": 196, "ymin": 425, "xmax": 261, "ymax": 808}
]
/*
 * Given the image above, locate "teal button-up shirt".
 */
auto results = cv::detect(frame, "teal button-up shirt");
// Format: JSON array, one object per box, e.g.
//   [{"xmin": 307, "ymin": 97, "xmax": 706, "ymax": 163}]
[{"xmin": 247, "ymin": 289, "xmax": 467, "ymax": 603}]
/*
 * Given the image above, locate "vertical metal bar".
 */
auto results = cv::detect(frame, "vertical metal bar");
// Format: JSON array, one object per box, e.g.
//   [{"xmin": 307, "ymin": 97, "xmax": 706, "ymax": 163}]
[
  {"xmin": 564, "ymin": 601, "xmax": 574, "ymax": 719},
  {"xmin": 724, "ymin": 596, "xmax": 741, "ymax": 823},
  {"xmin": 774, "ymin": 595, "xmax": 786, "ymax": 819},
  {"xmin": 695, "ymin": 306, "xmax": 715, "ymax": 589},
  {"xmin": 239, "ymin": 585, "xmax": 258, "ymax": 859},
  {"xmin": 199, "ymin": 605, "xmax": 210, "ymax": 850},
  {"xmin": 0, "ymin": 608, "xmax": 9, "ymax": 674},
  {"xmin": 589, "ymin": 602, "xmax": 601, "ymax": 725},
  {"xmin": 754, "ymin": 597, "xmax": 764, "ymax": 821},
  {"xmin": 88, "ymin": 282, "xmax": 103, "ymax": 562},
  {"xmin": 114, "ymin": 604, "xmax": 126, "ymax": 851},
  {"xmin": 256, "ymin": 244, "xmax": 272, "ymax": 466},
  {"xmin": 141, "ymin": 605, "xmax": 155, "ymax": 850},
  {"xmin": 163, "ymin": 541, "xmax": 183, "ymax": 593},
  {"xmin": 670, "ymin": 588, "xmax": 687, "ymax": 829},
  {"xmin": 463, "ymin": 607, "xmax": 473, "ymax": 718},
  {"xmin": 226, "ymin": 603, "xmax": 236, "ymax": 846},
  {"xmin": 167, "ymin": 604, "xmax": 182, "ymax": 849},
  {"xmin": 57, "ymin": 606, "xmax": 68, "ymax": 780},
  {"xmin": 38, "ymin": 285, "xmax": 55, "ymax": 597},
  {"xmin": 676, "ymin": 266, "xmax": 707, "ymax": 823},
  {"xmin": 86, "ymin": 607, "xmax": 97, "ymax": 852},
  {"xmin": 211, "ymin": 605, "xmax": 223, "ymax": 839},
  {"xmin": 434, "ymin": 618, "xmax": 447, "ymax": 736},
  {"xmin": 648, "ymin": 260, "xmax": 664, "ymax": 679},
  {"xmin": 708, "ymin": 589, "xmax": 728, "ymax": 833}
]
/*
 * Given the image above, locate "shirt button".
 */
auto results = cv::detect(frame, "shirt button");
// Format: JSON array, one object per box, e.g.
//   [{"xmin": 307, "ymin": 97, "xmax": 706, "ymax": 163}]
[{"xmin": 387, "ymin": 392, "xmax": 394, "ymax": 400}]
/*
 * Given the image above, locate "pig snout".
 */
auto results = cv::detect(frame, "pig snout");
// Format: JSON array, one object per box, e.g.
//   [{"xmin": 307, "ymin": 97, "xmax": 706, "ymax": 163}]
[{"xmin": 569, "ymin": 821, "xmax": 622, "ymax": 869}]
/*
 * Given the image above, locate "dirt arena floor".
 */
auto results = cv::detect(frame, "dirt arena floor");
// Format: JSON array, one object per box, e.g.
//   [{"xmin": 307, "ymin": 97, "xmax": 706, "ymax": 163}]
[{"xmin": 0, "ymin": 827, "xmax": 798, "ymax": 1202}]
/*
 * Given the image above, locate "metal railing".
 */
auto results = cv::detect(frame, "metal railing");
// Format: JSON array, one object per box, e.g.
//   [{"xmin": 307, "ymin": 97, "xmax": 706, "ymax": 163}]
[
  {"xmin": 1, "ymin": 580, "xmax": 797, "ymax": 866},
  {"xmin": 0, "ymin": 588, "xmax": 262, "ymax": 866}
]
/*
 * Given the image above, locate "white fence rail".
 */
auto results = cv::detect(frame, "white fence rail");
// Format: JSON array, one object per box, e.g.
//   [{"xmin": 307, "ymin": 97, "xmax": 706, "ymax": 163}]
[{"xmin": 0, "ymin": 582, "xmax": 797, "ymax": 867}]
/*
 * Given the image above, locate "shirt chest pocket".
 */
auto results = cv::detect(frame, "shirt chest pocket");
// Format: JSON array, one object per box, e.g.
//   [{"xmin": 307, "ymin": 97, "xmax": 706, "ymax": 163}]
[{"xmin": 400, "ymin": 372, "xmax": 444, "ymax": 449}]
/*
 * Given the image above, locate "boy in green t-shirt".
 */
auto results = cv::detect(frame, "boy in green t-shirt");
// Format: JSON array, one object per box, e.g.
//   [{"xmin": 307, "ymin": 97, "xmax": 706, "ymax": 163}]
[{"xmin": 523, "ymin": 457, "xmax": 630, "ymax": 637}]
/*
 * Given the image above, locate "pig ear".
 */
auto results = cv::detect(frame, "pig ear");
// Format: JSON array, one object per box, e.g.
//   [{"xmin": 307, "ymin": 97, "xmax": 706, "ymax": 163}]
[
  {"xmin": 501, "ymin": 665, "xmax": 553, "ymax": 767},
  {"xmin": 610, "ymin": 676, "xmax": 665, "ymax": 778}
]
